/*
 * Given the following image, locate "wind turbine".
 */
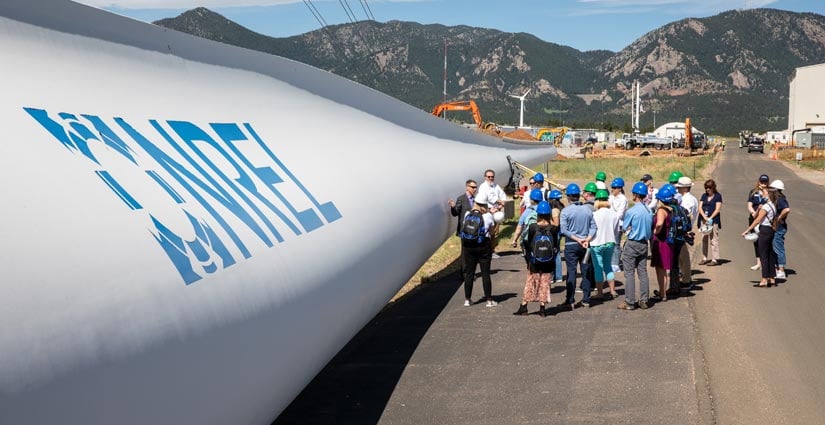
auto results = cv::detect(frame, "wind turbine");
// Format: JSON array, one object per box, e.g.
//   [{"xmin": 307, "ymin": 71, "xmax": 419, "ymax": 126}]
[{"xmin": 509, "ymin": 89, "xmax": 531, "ymax": 128}]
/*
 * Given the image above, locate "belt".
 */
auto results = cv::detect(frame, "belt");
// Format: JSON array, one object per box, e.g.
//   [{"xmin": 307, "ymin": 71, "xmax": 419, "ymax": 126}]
[{"xmin": 627, "ymin": 239, "xmax": 648, "ymax": 242}]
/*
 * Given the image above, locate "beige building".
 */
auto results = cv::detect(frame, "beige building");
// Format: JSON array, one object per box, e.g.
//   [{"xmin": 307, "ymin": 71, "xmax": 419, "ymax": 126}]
[{"xmin": 788, "ymin": 63, "xmax": 825, "ymax": 134}]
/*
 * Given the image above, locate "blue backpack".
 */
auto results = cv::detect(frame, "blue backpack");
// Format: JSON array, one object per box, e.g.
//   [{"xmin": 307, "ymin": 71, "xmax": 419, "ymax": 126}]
[
  {"xmin": 667, "ymin": 202, "xmax": 694, "ymax": 245},
  {"xmin": 531, "ymin": 226, "xmax": 555, "ymax": 262},
  {"xmin": 460, "ymin": 210, "xmax": 487, "ymax": 243}
]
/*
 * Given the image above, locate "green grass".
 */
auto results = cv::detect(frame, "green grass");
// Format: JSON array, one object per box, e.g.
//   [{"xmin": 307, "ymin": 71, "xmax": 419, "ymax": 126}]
[{"xmin": 538, "ymin": 153, "xmax": 715, "ymax": 183}]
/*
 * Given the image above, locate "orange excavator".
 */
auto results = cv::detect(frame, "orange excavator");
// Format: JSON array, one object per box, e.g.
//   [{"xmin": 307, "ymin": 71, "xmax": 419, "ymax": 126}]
[{"xmin": 432, "ymin": 100, "xmax": 497, "ymax": 131}]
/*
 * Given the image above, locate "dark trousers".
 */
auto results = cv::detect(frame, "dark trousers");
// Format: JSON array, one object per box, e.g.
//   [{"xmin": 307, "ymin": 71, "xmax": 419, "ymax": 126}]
[
  {"xmin": 757, "ymin": 225, "xmax": 777, "ymax": 279},
  {"xmin": 463, "ymin": 240, "xmax": 493, "ymax": 300},
  {"xmin": 668, "ymin": 240, "xmax": 684, "ymax": 291},
  {"xmin": 564, "ymin": 243, "xmax": 592, "ymax": 304}
]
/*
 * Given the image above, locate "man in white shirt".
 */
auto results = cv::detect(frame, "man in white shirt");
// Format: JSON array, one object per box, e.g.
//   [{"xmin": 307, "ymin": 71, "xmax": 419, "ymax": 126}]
[
  {"xmin": 641, "ymin": 174, "xmax": 658, "ymax": 213},
  {"xmin": 609, "ymin": 177, "xmax": 628, "ymax": 272},
  {"xmin": 477, "ymin": 169, "xmax": 508, "ymax": 258},
  {"xmin": 675, "ymin": 176, "xmax": 698, "ymax": 287}
]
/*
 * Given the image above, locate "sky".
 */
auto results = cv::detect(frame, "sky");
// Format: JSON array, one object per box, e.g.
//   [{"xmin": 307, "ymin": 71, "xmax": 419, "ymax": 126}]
[{"xmin": 77, "ymin": 0, "xmax": 825, "ymax": 52}]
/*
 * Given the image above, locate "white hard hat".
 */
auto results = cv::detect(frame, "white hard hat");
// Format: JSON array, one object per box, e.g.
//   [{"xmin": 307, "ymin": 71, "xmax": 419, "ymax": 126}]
[
  {"xmin": 492, "ymin": 211, "xmax": 505, "ymax": 223},
  {"xmin": 744, "ymin": 231, "xmax": 758, "ymax": 241},
  {"xmin": 699, "ymin": 223, "xmax": 713, "ymax": 234},
  {"xmin": 675, "ymin": 176, "xmax": 693, "ymax": 188},
  {"xmin": 769, "ymin": 180, "xmax": 785, "ymax": 191},
  {"xmin": 474, "ymin": 191, "xmax": 488, "ymax": 206}
]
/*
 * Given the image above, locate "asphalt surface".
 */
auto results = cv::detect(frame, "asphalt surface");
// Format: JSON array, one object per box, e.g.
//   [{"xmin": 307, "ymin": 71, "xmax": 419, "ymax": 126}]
[
  {"xmin": 275, "ymin": 243, "xmax": 709, "ymax": 422},
  {"xmin": 274, "ymin": 147, "xmax": 825, "ymax": 425},
  {"xmin": 692, "ymin": 147, "xmax": 825, "ymax": 425}
]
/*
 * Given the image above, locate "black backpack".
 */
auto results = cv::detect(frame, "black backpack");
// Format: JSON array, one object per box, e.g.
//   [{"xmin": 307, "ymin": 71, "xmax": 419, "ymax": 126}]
[
  {"xmin": 460, "ymin": 210, "xmax": 487, "ymax": 243},
  {"xmin": 531, "ymin": 226, "xmax": 555, "ymax": 262}
]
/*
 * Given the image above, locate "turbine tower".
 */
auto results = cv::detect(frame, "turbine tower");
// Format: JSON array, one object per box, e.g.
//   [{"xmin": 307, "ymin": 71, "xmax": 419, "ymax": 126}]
[{"xmin": 509, "ymin": 89, "xmax": 531, "ymax": 128}]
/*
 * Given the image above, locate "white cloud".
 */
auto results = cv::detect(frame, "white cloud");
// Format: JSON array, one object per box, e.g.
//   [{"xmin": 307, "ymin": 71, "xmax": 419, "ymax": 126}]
[
  {"xmin": 76, "ymin": 0, "xmax": 298, "ymax": 8},
  {"xmin": 76, "ymin": 0, "xmax": 425, "ymax": 9},
  {"xmin": 574, "ymin": 0, "xmax": 778, "ymax": 15}
]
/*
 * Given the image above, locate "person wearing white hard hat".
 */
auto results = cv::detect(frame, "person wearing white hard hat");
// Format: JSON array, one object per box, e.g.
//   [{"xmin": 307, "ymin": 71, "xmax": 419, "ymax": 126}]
[
  {"xmin": 675, "ymin": 177, "xmax": 698, "ymax": 287},
  {"xmin": 742, "ymin": 187, "xmax": 778, "ymax": 287},
  {"xmin": 770, "ymin": 180, "xmax": 790, "ymax": 279},
  {"xmin": 459, "ymin": 190, "xmax": 497, "ymax": 306}
]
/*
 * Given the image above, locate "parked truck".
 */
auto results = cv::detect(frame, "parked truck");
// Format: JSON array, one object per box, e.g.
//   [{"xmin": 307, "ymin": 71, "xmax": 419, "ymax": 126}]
[{"xmin": 617, "ymin": 132, "xmax": 674, "ymax": 150}]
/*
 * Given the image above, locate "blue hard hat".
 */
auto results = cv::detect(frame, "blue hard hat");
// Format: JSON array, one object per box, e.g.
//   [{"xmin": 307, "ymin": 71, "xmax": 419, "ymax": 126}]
[
  {"xmin": 536, "ymin": 201, "xmax": 551, "ymax": 215},
  {"xmin": 565, "ymin": 183, "xmax": 581, "ymax": 196},
  {"xmin": 548, "ymin": 189, "xmax": 563, "ymax": 200},
  {"xmin": 631, "ymin": 181, "xmax": 648, "ymax": 197},
  {"xmin": 610, "ymin": 177, "xmax": 625, "ymax": 188},
  {"xmin": 533, "ymin": 173, "xmax": 545, "ymax": 183},
  {"xmin": 529, "ymin": 188, "xmax": 544, "ymax": 201},
  {"xmin": 655, "ymin": 184, "xmax": 676, "ymax": 202}
]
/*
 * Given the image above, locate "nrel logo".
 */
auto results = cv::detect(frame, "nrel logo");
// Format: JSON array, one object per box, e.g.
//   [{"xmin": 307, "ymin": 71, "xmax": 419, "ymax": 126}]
[{"xmin": 25, "ymin": 108, "xmax": 342, "ymax": 285}]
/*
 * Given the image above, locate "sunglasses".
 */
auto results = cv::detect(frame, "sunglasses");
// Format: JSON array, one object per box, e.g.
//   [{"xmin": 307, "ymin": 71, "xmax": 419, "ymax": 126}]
[
  {"xmin": 485, "ymin": 175, "xmax": 495, "ymax": 179},
  {"xmin": 468, "ymin": 186, "xmax": 478, "ymax": 189}
]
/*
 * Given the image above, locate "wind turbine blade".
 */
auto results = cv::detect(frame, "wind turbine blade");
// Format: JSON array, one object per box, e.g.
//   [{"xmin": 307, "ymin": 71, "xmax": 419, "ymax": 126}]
[{"xmin": 523, "ymin": 89, "xmax": 531, "ymax": 96}]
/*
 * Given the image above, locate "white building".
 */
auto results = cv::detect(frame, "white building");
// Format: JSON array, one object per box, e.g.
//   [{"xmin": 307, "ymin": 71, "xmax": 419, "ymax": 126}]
[
  {"xmin": 765, "ymin": 130, "xmax": 790, "ymax": 144},
  {"xmin": 653, "ymin": 122, "xmax": 702, "ymax": 140},
  {"xmin": 788, "ymin": 63, "xmax": 825, "ymax": 135}
]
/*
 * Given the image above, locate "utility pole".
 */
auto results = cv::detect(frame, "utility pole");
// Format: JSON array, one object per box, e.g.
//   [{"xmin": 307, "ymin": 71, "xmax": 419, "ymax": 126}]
[{"xmin": 442, "ymin": 38, "xmax": 447, "ymax": 118}]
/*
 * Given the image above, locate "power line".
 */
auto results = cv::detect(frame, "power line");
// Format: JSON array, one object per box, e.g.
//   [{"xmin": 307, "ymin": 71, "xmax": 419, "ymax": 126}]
[
  {"xmin": 361, "ymin": 0, "xmax": 376, "ymax": 21},
  {"xmin": 302, "ymin": 0, "xmax": 350, "ymax": 60},
  {"xmin": 338, "ymin": 0, "xmax": 356, "ymax": 23},
  {"xmin": 303, "ymin": 0, "xmax": 329, "ymax": 28},
  {"xmin": 342, "ymin": 0, "xmax": 359, "ymax": 23}
]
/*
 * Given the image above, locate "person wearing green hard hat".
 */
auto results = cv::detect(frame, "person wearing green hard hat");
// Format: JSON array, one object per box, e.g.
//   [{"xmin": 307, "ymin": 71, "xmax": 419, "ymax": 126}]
[
  {"xmin": 668, "ymin": 171, "xmax": 683, "ymax": 184},
  {"xmin": 595, "ymin": 171, "xmax": 607, "ymax": 183},
  {"xmin": 591, "ymin": 188, "xmax": 620, "ymax": 300},
  {"xmin": 582, "ymin": 182, "xmax": 598, "ymax": 207},
  {"xmin": 669, "ymin": 171, "xmax": 684, "ymax": 203}
]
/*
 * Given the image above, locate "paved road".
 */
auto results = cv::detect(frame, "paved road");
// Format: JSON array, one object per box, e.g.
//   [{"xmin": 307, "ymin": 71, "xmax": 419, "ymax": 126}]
[
  {"xmin": 693, "ymin": 147, "xmax": 825, "ymax": 425},
  {"xmin": 273, "ymin": 148, "xmax": 825, "ymax": 425},
  {"xmin": 275, "ymin": 247, "xmax": 710, "ymax": 422}
]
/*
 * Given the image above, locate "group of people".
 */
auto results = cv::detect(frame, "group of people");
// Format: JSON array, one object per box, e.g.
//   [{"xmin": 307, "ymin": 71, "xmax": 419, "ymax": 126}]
[{"xmin": 449, "ymin": 167, "xmax": 791, "ymax": 316}]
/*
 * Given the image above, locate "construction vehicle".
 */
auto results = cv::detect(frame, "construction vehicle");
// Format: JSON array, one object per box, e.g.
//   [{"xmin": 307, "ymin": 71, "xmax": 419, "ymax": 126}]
[
  {"xmin": 431, "ymin": 100, "xmax": 497, "ymax": 131},
  {"xmin": 536, "ymin": 127, "xmax": 568, "ymax": 145}
]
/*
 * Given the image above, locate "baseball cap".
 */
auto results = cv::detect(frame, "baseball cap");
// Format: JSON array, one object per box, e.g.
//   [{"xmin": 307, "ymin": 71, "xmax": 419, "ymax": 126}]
[
  {"xmin": 759, "ymin": 174, "xmax": 770, "ymax": 183},
  {"xmin": 640, "ymin": 174, "xmax": 653, "ymax": 182}
]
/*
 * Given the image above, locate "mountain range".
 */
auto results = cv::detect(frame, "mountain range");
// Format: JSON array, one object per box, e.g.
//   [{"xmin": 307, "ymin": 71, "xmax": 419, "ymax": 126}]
[{"xmin": 154, "ymin": 8, "xmax": 825, "ymax": 135}]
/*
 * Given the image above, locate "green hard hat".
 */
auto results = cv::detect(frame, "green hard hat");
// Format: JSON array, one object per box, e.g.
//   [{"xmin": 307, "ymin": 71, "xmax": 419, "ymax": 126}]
[
  {"xmin": 595, "ymin": 171, "xmax": 607, "ymax": 182},
  {"xmin": 668, "ymin": 171, "xmax": 683, "ymax": 184},
  {"xmin": 595, "ymin": 189, "xmax": 610, "ymax": 201},
  {"xmin": 584, "ymin": 182, "xmax": 598, "ymax": 193}
]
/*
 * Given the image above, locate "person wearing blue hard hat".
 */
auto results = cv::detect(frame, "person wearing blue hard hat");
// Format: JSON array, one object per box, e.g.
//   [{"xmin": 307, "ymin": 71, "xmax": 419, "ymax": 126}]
[
  {"xmin": 511, "ymin": 188, "xmax": 545, "ymax": 267},
  {"xmin": 618, "ymin": 180, "xmax": 655, "ymax": 310},
  {"xmin": 559, "ymin": 181, "xmax": 597, "ymax": 309},
  {"xmin": 609, "ymin": 177, "xmax": 628, "ymax": 274},
  {"xmin": 651, "ymin": 183, "xmax": 683, "ymax": 301},
  {"xmin": 513, "ymin": 201, "xmax": 557, "ymax": 317},
  {"xmin": 547, "ymin": 189, "xmax": 566, "ymax": 283}
]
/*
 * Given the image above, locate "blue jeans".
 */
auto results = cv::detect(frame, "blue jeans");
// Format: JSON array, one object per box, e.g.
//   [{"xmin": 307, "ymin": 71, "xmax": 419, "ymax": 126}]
[
  {"xmin": 773, "ymin": 225, "xmax": 787, "ymax": 267},
  {"xmin": 564, "ymin": 243, "xmax": 592, "ymax": 304}
]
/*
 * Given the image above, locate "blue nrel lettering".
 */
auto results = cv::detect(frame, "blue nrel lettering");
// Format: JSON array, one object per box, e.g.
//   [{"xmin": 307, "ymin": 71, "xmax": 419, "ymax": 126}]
[{"xmin": 24, "ymin": 107, "xmax": 341, "ymax": 285}]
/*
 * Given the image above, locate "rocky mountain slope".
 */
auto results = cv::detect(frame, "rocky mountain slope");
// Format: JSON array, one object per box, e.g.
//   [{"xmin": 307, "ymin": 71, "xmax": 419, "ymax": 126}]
[{"xmin": 155, "ymin": 8, "xmax": 825, "ymax": 134}]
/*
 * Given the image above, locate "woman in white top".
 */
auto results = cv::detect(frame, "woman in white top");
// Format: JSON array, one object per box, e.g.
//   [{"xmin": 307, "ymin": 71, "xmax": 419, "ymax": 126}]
[
  {"xmin": 742, "ymin": 188, "xmax": 778, "ymax": 287},
  {"xmin": 591, "ymin": 189, "xmax": 620, "ymax": 299}
]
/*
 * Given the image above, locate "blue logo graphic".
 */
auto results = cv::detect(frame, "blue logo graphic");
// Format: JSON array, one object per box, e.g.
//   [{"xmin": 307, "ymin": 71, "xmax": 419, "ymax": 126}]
[{"xmin": 25, "ymin": 108, "xmax": 341, "ymax": 285}]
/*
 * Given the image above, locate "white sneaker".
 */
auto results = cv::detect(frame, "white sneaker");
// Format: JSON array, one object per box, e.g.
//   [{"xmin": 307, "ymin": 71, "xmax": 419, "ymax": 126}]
[
  {"xmin": 554, "ymin": 279, "xmax": 564, "ymax": 284},
  {"xmin": 486, "ymin": 300, "xmax": 497, "ymax": 307},
  {"xmin": 750, "ymin": 264, "xmax": 761, "ymax": 271},
  {"xmin": 463, "ymin": 300, "xmax": 471, "ymax": 307},
  {"xmin": 491, "ymin": 253, "xmax": 501, "ymax": 259},
  {"xmin": 776, "ymin": 270, "xmax": 786, "ymax": 279},
  {"xmin": 576, "ymin": 288, "xmax": 583, "ymax": 294}
]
